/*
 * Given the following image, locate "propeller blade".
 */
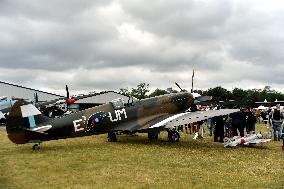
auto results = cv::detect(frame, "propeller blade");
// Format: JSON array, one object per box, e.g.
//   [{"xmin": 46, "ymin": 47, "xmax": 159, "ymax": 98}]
[
  {"xmin": 175, "ymin": 82, "xmax": 183, "ymax": 92},
  {"xmin": 66, "ymin": 85, "xmax": 69, "ymax": 99},
  {"xmin": 35, "ymin": 93, "xmax": 38, "ymax": 103}
]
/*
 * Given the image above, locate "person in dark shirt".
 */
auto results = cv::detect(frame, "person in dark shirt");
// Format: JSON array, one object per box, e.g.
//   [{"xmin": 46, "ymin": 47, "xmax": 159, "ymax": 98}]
[
  {"xmin": 269, "ymin": 104, "xmax": 283, "ymax": 141},
  {"xmin": 230, "ymin": 110, "xmax": 246, "ymax": 137},
  {"xmin": 260, "ymin": 111, "xmax": 268, "ymax": 125},
  {"xmin": 212, "ymin": 115, "xmax": 224, "ymax": 142},
  {"xmin": 244, "ymin": 107, "xmax": 257, "ymax": 134}
]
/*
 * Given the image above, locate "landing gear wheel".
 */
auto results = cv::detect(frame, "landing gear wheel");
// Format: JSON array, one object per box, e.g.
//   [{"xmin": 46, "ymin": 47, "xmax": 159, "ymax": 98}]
[
  {"xmin": 107, "ymin": 132, "xmax": 117, "ymax": 142},
  {"xmin": 168, "ymin": 131, "xmax": 180, "ymax": 142},
  {"xmin": 148, "ymin": 132, "xmax": 159, "ymax": 140},
  {"xmin": 33, "ymin": 143, "xmax": 40, "ymax": 151}
]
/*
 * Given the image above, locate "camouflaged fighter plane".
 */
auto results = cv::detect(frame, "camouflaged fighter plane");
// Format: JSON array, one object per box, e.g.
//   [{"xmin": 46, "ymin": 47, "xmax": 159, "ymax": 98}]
[{"xmin": 6, "ymin": 91, "xmax": 239, "ymax": 150}]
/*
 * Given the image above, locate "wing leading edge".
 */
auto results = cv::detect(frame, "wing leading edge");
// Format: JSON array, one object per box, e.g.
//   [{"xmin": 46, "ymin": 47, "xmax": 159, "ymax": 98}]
[{"xmin": 149, "ymin": 109, "xmax": 240, "ymax": 130}]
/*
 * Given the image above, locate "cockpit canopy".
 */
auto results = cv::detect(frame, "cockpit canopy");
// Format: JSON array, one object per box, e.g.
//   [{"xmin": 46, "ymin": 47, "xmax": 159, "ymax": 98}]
[{"xmin": 110, "ymin": 98, "xmax": 125, "ymax": 109}]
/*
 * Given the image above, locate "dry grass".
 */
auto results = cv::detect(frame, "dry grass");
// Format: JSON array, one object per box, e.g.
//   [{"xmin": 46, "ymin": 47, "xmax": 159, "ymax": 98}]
[{"xmin": 0, "ymin": 124, "xmax": 283, "ymax": 189}]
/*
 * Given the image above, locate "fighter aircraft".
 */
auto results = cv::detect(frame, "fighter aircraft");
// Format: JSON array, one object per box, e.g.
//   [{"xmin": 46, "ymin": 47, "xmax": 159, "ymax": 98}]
[
  {"xmin": 223, "ymin": 133, "xmax": 271, "ymax": 147},
  {"xmin": 1, "ymin": 85, "xmax": 78, "ymax": 119},
  {"xmin": 6, "ymin": 89, "xmax": 239, "ymax": 150}
]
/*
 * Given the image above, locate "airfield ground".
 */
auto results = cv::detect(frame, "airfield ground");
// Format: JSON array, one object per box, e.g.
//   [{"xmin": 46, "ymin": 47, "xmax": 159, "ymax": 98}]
[{"xmin": 0, "ymin": 124, "xmax": 283, "ymax": 189}]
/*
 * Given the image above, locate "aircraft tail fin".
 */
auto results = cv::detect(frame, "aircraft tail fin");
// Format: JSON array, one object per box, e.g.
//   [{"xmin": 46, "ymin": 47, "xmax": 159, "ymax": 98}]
[{"xmin": 6, "ymin": 100, "xmax": 50, "ymax": 134}]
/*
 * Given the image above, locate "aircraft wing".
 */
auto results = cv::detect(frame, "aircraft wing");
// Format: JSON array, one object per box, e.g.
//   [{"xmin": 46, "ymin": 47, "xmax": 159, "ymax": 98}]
[
  {"xmin": 149, "ymin": 109, "xmax": 240, "ymax": 130},
  {"xmin": 113, "ymin": 109, "xmax": 239, "ymax": 133},
  {"xmin": 112, "ymin": 113, "xmax": 171, "ymax": 132}
]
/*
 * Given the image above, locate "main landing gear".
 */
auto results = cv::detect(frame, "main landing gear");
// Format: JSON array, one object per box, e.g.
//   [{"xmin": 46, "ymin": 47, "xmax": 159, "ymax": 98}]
[
  {"xmin": 32, "ymin": 143, "xmax": 41, "ymax": 151},
  {"xmin": 107, "ymin": 132, "xmax": 117, "ymax": 142},
  {"xmin": 168, "ymin": 131, "xmax": 180, "ymax": 142}
]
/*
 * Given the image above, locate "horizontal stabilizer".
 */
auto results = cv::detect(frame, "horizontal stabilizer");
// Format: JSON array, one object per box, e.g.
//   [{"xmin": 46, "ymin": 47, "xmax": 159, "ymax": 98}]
[{"xmin": 30, "ymin": 125, "xmax": 52, "ymax": 133}]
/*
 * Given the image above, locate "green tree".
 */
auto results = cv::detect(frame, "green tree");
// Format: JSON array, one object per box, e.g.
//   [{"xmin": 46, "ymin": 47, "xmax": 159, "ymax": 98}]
[
  {"xmin": 119, "ymin": 88, "xmax": 130, "ymax": 96},
  {"xmin": 131, "ymin": 83, "xmax": 150, "ymax": 100},
  {"xmin": 149, "ymin": 88, "xmax": 168, "ymax": 97},
  {"xmin": 204, "ymin": 86, "xmax": 232, "ymax": 102},
  {"xmin": 232, "ymin": 88, "xmax": 247, "ymax": 100}
]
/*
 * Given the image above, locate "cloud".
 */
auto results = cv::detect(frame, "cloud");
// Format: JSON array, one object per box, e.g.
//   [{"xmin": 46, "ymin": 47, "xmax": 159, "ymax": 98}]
[{"xmin": 0, "ymin": 0, "xmax": 284, "ymax": 94}]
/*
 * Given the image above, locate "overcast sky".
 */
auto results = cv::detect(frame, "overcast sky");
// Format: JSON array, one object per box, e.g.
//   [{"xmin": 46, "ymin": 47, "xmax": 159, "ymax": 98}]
[{"xmin": 0, "ymin": 0, "xmax": 284, "ymax": 96}]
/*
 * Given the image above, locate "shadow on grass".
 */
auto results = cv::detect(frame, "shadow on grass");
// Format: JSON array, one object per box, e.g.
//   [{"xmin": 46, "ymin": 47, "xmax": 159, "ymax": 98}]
[
  {"xmin": 0, "ymin": 177, "xmax": 20, "ymax": 189},
  {"xmin": 26, "ymin": 136, "xmax": 220, "ymax": 151},
  {"xmin": 115, "ymin": 134, "xmax": 272, "ymax": 150},
  {"xmin": 11, "ymin": 133, "xmax": 274, "ymax": 153}
]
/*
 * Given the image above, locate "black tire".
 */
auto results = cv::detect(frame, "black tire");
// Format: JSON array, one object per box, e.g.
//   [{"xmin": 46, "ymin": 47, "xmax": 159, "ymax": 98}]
[
  {"xmin": 168, "ymin": 131, "xmax": 180, "ymax": 142},
  {"xmin": 107, "ymin": 132, "xmax": 117, "ymax": 142},
  {"xmin": 0, "ymin": 118, "xmax": 6, "ymax": 125},
  {"xmin": 33, "ymin": 144, "xmax": 40, "ymax": 151}
]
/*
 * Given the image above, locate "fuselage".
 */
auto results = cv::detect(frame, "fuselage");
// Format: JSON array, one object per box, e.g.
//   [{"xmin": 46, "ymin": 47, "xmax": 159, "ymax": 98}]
[{"xmin": 6, "ymin": 92, "xmax": 194, "ymax": 144}]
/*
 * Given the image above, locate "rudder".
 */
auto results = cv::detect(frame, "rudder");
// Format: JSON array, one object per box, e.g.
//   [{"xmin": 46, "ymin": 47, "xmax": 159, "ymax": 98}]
[{"xmin": 6, "ymin": 100, "xmax": 50, "ymax": 144}]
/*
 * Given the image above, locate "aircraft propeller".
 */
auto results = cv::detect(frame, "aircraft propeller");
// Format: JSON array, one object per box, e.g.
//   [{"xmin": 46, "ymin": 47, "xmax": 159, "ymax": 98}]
[
  {"xmin": 66, "ymin": 85, "xmax": 75, "ymax": 106},
  {"xmin": 34, "ymin": 93, "xmax": 39, "ymax": 103},
  {"xmin": 66, "ymin": 85, "xmax": 69, "ymax": 99},
  {"xmin": 175, "ymin": 82, "xmax": 192, "ymax": 93},
  {"xmin": 175, "ymin": 82, "xmax": 212, "ymax": 102},
  {"xmin": 175, "ymin": 82, "xmax": 185, "ymax": 92}
]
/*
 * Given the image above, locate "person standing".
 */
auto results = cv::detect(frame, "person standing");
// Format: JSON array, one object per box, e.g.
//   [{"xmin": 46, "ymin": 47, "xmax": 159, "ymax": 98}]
[
  {"xmin": 244, "ymin": 107, "xmax": 257, "ymax": 134},
  {"xmin": 230, "ymin": 110, "xmax": 246, "ymax": 137},
  {"xmin": 270, "ymin": 104, "xmax": 283, "ymax": 141},
  {"xmin": 212, "ymin": 115, "xmax": 224, "ymax": 142},
  {"xmin": 282, "ymin": 128, "xmax": 284, "ymax": 150},
  {"xmin": 207, "ymin": 118, "xmax": 213, "ymax": 136}
]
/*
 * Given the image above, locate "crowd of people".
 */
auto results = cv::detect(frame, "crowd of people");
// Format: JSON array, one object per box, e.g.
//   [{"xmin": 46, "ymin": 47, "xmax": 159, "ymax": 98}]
[
  {"xmin": 213, "ymin": 105, "xmax": 284, "ymax": 142},
  {"xmin": 185, "ymin": 104, "xmax": 284, "ymax": 142}
]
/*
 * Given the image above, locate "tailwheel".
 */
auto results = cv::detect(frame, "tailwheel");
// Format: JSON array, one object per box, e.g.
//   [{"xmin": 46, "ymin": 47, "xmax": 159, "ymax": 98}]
[
  {"xmin": 168, "ymin": 131, "xmax": 180, "ymax": 142},
  {"xmin": 148, "ymin": 132, "xmax": 159, "ymax": 140},
  {"xmin": 32, "ymin": 143, "xmax": 40, "ymax": 151},
  {"xmin": 107, "ymin": 132, "xmax": 117, "ymax": 142}
]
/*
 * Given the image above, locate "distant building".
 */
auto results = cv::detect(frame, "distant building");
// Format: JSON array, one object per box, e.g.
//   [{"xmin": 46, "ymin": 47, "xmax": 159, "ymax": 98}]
[{"xmin": 0, "ymin": 81, "xmax": 64, "ymax": 102}]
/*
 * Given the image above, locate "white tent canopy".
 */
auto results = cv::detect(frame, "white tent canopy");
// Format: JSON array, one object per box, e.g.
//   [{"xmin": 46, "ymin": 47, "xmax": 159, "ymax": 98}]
[{"xmin": 255, "ymin": 105, "xmax": 267, "ymax": 110}]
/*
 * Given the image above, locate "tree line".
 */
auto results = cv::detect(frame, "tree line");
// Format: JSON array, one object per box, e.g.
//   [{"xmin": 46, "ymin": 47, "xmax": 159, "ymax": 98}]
[{"xmin": 120, "ymin": 83, "xmax": 284, "ymax": 107}]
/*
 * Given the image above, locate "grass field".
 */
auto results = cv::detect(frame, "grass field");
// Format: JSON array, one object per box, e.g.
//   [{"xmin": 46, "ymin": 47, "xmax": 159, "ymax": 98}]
[{"xmin": 0, "ymin": 124, "xmax": 283, "ymax": 189}]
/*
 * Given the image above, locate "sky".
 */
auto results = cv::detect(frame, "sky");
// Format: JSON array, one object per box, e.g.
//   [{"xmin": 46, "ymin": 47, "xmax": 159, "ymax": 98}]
[{"xmin": 0, "ymin": 0, "xmax": 284, "ymax": 96}]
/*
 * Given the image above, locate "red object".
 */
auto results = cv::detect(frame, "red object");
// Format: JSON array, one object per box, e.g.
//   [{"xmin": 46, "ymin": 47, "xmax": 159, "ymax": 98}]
[
  {"xmin": 282, "ymin": 145, "xmax": 284, "ymax": 151},
  {"xmin": 66, "ymin": 98, "xmax": 75, "ymax": 105},
  {"xmin": 240, "ymin": 138, "xmax": 245, "ymax": 145}
]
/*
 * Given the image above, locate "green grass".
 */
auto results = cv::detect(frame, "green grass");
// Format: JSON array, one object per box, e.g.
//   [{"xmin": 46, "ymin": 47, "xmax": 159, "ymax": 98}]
[{"xmin": 0, "ymin": 124, "xmax": 283, "ymax": 189}]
